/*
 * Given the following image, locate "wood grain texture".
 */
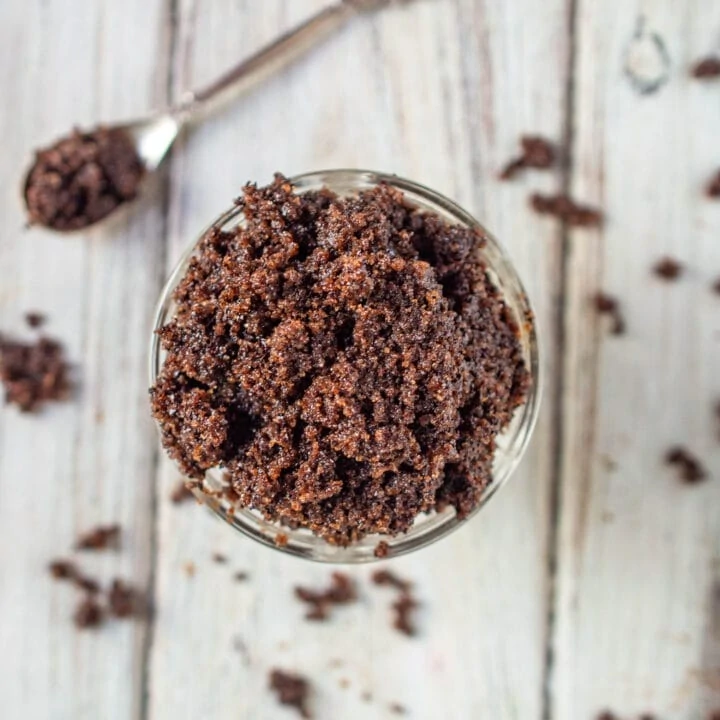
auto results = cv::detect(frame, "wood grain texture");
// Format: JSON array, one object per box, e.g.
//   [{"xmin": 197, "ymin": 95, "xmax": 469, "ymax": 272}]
[
  {"xmin": 147, "ymin": 1, "xmax": 569, "ymax": 718},
  {"xmin": 553, "ymin": 0, "xmax": 720, "ymax": 718},
  {"xmin": 0, "ymin": 1, "xmax": 170, "ymax": 718}
]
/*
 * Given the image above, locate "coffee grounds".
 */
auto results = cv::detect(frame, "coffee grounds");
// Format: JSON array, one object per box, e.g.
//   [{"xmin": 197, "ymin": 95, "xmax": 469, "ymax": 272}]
[
  {"xmin": 372, "ymin": 569, "xmax": 418, "ymax": 636},
  {"xmin": 295, "ymin": 572, "xmax": 357, "ymax": 621},
  {"xmin": 74, "ymin": 595, "xmax": 104, "ymax": 630},
  {"xmin": 706, "ymin": 170, "xmax": 720, "ymax": 199},
  {"xmin": 76, "ymin": 524, "xmax": 121, "ymax": 551},
  {"xmin": 170, "ymin": 481, "xmax": 195, "ymax": 504},
  {"xmin": 150, "ymin": 175, "xmax": 529, "ymax": 544},
  {"xmin": 374, "ymin": 541, "xmax": 390, "ymax": 558},
  {"xmin": 593, "ymin": 293, "xmax": 626, "ymax": 336},
  {"xmin": 530, "ymin": 193, "xmax": 603, "ymax": 227},
  {"xmin": 652, "ymin": 256, "xmax": 683, "ymax": 281},
  {"xmin": 25, "ymin": 312, "xmax": 46, "ymax": 329},
  {"xmin": 499, "ymin": 135, "xmax": 556, "ymax": 180},
  {"xmin": 269, "ymin": 669, "xmax": 312, "ymax": 718},
  {"xmin": 48, "ymin": 559, "xmax": 100, "ymax": 594},
  {"xmin": 692, "ymin": 56, "xmax": 720, "ymax": 79},
  {"xmin": 665, "ymin": 446, "xmax": 707, "ymax": 484},
  {"xmin": 234, "ymin": 571, "xmax": 249, "ymax": 582},
  {"xmin": 0, "ymin": 334, "xmax": 72, "ymax": 412},
  {"xmin": 107, "ymin": 578, "xmax": 143, "ymax": 619},
  {"xmin": 24, "ymin": 126, "xmax": 145, "ymax": 231},
  {"xmin": 212, "ymin": 552, "xmax": 228, "ymax": 564},
  {"xmin": 371, "ymin": 569, "xmax": 412, "ymax": 593},
  {"xmin": 389, "ymin": 702, "xmax": 407, "ymax": 714}
]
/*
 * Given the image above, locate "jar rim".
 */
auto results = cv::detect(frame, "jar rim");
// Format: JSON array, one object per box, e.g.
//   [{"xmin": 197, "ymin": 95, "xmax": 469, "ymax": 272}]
[{"xmin": 149, "ymin": 169, "xmax": 542, "ymax": 563}]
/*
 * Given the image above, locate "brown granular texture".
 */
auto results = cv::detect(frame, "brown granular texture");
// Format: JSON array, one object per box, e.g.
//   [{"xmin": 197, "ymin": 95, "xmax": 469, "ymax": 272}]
[
  {"xmin": 374, "ymin": 541, "xmax": 390, "ymax": 558},
  {"xmin": 25, "ymin": 312, "xmax": 46, "ymax": 329},
  {"xmin": 76, "ymin": 524, "xmax": 121, "ymax": 551},
  {"xmin": 170, "ymin": 481, "xmax": 195, "ymax": 504},
  {"xmin": 74, "ymin": 595, "xmax": 104, "ymax": 629},
  {"xmin": 393, "ymin": 591, "xmax": 419, "ymax": 636},
  {"xmin": 530, "ymin": 192, "xmax": 603, "ymax": 227},
  {"xmin": 107, "ymin": 579, "xmax": 143, "ymax": 619},
  {"xmin": 0, "ymin": 334, "xmax": 72, "ymax": 412},
  {"xmin": 372, "ymin": 569, "xmax": 418, "ymax": 635},
  {"xmin": 150, "ymin": 175, "xmax": 529, "ymax": 544},
  {"xmin": 48, "ymin": 559, "xmax": 100, "ymax": 594},
  {"xmin": 665, "ymin": 446, "xmax": 707, "ymax": 484},
  {"xmin": 706, "ymin": 170, "xmax": 720, "ymax": 199},
  {"xmin": 371, "ymin": 569, "xmax": 412, "ymax": 593},
  {"xmin": 652, "ymin": 256, "xmax": 683, "ymax": 280},
  {"xmin": 24, "ymin": 126, "xmax": 145, "ymax": 231},
  {"xmin": 295, "ymin": 572, "xmax": 358, "ymax": 621},
  {"xmin": 269, "ymin": 669, "xmax": 312, "ymax": 718},
  {"xmin": 692, "ymin": 56, "xmax": 720, "ymax": 79},
  {"xmin": 593, "ymin": 293, "xmax": 626, "ymax": 336},
  {"xmin": 499, "ymin": 135, "xmax": 556, "ymax": 180}
]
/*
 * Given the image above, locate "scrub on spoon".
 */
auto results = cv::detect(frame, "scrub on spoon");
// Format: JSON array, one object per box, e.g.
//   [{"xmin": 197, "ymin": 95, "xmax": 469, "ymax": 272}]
[{"xmin": 22, "ymin": 0, "xmax": 404, "ymax": 232}]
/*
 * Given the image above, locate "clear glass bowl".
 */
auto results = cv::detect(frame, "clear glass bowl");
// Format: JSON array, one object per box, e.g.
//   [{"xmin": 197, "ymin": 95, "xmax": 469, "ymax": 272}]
[{"xmin": 149, "ymin": 169, "xmax": 541, "ymax": 563}]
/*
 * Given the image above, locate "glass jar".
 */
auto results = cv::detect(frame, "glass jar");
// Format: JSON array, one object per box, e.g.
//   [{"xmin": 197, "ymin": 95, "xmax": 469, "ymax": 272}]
[{"xmin": 149, "ymin": 169, "xmax": 541, "ymax": 563}]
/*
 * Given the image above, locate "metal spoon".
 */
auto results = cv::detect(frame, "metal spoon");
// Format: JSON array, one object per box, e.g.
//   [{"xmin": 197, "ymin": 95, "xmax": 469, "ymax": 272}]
[{"xmin": 23, "ymin": 0, "xmax": 404, "ymax": 231}]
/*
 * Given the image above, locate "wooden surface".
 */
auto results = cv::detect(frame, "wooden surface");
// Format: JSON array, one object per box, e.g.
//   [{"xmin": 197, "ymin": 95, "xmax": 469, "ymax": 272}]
[{"xmin": 0, "ymin": 0, "xmax": 717, "ymax": 719}]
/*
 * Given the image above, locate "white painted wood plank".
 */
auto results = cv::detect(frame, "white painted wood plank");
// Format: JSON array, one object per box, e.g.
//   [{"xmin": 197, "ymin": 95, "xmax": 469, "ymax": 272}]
[
  {"xmin": 0, "ymin": 1, "xmax": 170, "ymax": 718},
  {"xmin": 554, "ymin": 1, "xmax": 720, "ymax": 718},
  {"xmin": 148, "ymin": 1, "xmax": 569, "ymax": 718}
]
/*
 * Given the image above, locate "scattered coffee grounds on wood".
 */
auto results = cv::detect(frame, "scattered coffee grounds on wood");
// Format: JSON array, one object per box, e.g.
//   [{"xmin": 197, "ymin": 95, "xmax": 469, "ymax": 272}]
[
  {"xmin": 499, "ymin": 135, "xmax": 557, "ymax": 180},
  {"xmin": 692, "ymin": 56, "xmax": 720, "ymax": 79},
  {"xmin": 295, "ymin": 572, "xmax": 358, "ymax": 621},
  {"xmin": 151, "ymin": 175, "xmax": 529, "ymax": 544},
  {"xmin": 530, "ymin": 193, "xmax": 603, "ymax": 227},
  {"xmin": 593, "ymin": 293, "xmax": 626, "ymax": 336},
  {"xmin": 374, "ymin": 541, "xmax": 390, "ymax": 558},
  {"xmin": 372, "ymin": 569, "xmax": 419, "ymax": 636},
  {"xmin": 652, "ymin": 256, "xmax": 683, "ymax": 280},
  {"xmin": 371, "ymin": 569, "xmax": 412, "ymax": 593},
  {"xmin": 107, "ymin": 578, "xmax": 143, "ymax": 619},
  {"xmin": 48, "ymin": 559, "xmax": 101, "ymax": 594},
  {"xmin": 0, "ymin": 334, "xmax": 72, "ymax": 412},
  {"xmin": 24, "ymin": 126, "xmax": 145, "ymax": 231},
  {"xmin": 74, "ymin": 595, "xmax": 104, "ymax": 630},
  {"xmin": 234, "ymin": 571, "xmax": 249, "ymax": 582},
  {"xmin": 25, "ymin": 312, "xmax": 46, "ymax": 329},
  {"xmin": 665, "ymin": 446, "xmax": 707, "ymax": 484},
  {"xmin": 212, "ymin": 552, "xmax": 228, "ymax": 564},
  {"xmin": 269, "ymin": 669, "xmax": 312, "ymax": 719},
  {"xmin": 170, "ymin": 481, "xmax": 194, "ymax": 504},
  {"xmin": 389, "ymin": 702, "xmax": 407, "ymax": 715},
  {"xmin": 76, "ymin": 524, "xmax": 121, "ymax": 551},
  {"xmin": 706, "ymin": 170, "xmax": 720, "ymax": 199}
]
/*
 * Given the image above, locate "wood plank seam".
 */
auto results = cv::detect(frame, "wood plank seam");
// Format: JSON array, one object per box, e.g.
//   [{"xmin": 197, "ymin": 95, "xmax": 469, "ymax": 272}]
[
  {"xmin": 541, "ymin": 1, "xmax": 580, "ymax": 718},
  {"xmin": 139, "ymin": 1, "xmax": 181, "ymax": 718}
]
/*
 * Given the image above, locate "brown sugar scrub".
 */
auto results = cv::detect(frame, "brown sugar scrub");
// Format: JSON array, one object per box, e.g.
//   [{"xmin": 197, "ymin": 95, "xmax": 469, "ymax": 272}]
[
  {"xmin": 24, "ymin": 126, "xmax": 144, "ymax": 231},
  {"xmin": 150, "ymin": 174, "xmax": 530, "ymax": 545}
]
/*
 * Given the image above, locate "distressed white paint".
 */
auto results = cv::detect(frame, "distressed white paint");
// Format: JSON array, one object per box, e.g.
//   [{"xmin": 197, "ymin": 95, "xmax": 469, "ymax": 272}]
[
  {"xmin": 554, "ymin": 1, "xmax": 720, "ymax": 718},
  {"xmin": 0, "ymin": 1, "xmax": 170, "ymax": 719}
]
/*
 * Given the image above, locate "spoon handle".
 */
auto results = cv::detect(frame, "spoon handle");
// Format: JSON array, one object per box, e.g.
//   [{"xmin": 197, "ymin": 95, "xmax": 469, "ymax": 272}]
[{"xmin": 176, "ymin": 1, "xmax": 361, "ymax": 120}]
